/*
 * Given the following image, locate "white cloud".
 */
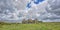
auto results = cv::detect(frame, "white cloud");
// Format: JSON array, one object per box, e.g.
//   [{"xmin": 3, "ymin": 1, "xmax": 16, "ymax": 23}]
[{"xmin": 0, "ymin": 0, "xmax": 60, "ymax": 23}]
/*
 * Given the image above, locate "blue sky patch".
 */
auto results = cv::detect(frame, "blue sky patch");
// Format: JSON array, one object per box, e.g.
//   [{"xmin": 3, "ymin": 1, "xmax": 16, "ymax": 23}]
[
  {"xmin": 26, "ymin": 2, "xmax": 31, "ymax": 8},
  {"xmin": 34, "ymin": 0, "xmax": 44, "ymax": 4},
  {"xmin": 26, "ymin": 0, "xmax": 44, "ymax": 8}
]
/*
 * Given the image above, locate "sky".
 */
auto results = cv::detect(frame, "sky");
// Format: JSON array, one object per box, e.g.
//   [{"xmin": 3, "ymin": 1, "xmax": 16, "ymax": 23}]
[
  {"xmin": 0, "ymin": 0, "xmax": 60, "ymax": 23},
  {"xmin": 27, "ymin": 0, "xmax": 44, "ymax": 8}
]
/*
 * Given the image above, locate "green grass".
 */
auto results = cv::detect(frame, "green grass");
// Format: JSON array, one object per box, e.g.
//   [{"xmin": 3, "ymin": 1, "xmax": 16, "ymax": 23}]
[{"xmin": 0, "ymin": 22, "xmax": 60, "ymax": 30}]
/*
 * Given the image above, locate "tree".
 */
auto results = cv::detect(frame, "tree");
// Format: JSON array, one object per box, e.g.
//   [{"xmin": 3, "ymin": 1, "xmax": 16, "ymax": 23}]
[
  {"xmin": 22, "ymin": 19, "xmax": 26, "ymax": 24},
  {"xmin": 27, "ymin": 19, "xmax": 33, "ymax": 24},
  {"xmin": 34, "ymin": 18, "xmax": 38, "ymax": 24}
]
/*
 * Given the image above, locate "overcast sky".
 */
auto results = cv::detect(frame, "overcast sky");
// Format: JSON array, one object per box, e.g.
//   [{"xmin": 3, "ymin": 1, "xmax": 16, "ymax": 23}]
[{"xmin": 0, "ymin": 0, "xmax": 60, "ymax": 23}]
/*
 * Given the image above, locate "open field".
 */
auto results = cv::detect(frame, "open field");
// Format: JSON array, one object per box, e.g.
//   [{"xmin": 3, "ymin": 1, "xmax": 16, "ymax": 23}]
[{"xmin": 0, "ymin": 22, "xmax": 60, "ymax": 30}]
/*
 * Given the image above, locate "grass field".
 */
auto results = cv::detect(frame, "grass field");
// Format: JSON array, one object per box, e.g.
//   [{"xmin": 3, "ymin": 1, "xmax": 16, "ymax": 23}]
[{"xmin": 0, "ymin": 22, "xmax": 60, "ymax": 30}]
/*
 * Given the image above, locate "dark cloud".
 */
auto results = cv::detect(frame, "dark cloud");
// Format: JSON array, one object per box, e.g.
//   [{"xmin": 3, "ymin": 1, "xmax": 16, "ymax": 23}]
[{"xmin": 43, "ymin": 0, "xmax": 60, "ymax": 21}]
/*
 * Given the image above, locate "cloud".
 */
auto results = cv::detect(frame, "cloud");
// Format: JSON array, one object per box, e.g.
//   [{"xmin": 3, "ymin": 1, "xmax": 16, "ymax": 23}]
[
  {"xmin": 0, "ymin": 0, "xmax": 60, "ymax": 23},
  {"xmin": 44, "ymin": 0, "xmax": 60, "ymax": 20}
]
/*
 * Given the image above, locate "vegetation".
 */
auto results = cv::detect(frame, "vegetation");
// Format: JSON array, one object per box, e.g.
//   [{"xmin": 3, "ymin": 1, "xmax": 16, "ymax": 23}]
[
  {"xmin": 22, "ymin": 19, "xmax": 42, "ymax": 24},
  {"xmin": 0, "ymin": 22, "xmax": 60, "ymax": 30}
]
